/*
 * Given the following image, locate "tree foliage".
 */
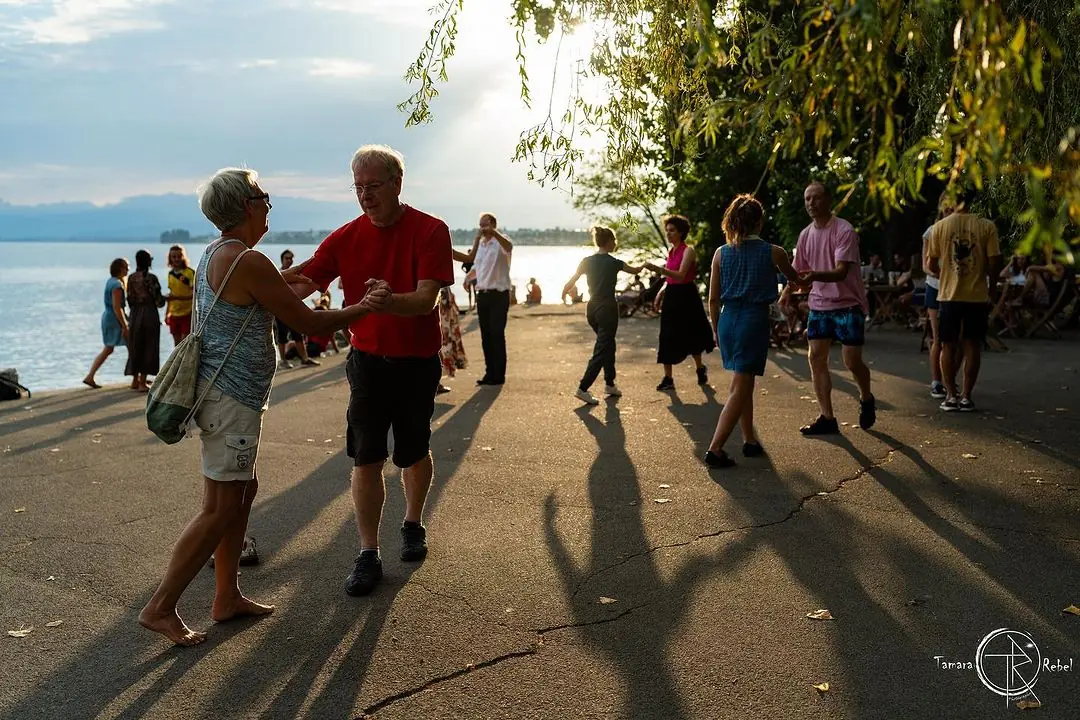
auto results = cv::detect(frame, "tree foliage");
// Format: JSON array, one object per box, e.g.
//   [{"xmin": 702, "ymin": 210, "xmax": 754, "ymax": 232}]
[{"xmin": 403, "ymin": 0, "xmax": 1080, "ymax": 254}]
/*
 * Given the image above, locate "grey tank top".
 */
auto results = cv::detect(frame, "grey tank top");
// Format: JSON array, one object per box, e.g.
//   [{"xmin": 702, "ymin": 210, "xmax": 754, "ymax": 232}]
[{"xmin": 194, "ymin": 240, "xmax": 276, "ymax": 411}]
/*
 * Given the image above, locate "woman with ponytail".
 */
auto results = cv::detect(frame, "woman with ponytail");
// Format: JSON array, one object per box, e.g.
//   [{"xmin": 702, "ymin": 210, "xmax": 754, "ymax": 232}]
[{"xmin": 703, "ymin": 194, "xmax": 803, "ymax": 468}]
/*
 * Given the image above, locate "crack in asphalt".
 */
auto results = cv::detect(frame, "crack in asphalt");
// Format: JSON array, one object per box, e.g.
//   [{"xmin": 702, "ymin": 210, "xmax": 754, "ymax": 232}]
[
  {"xmin": 566, "ymin": 448, "xmax": 899, "ymax": 602},
  {"xmin": 357, "ymin": 451, "xmax": 901, "ymax": 716},
  {"xmin": 357, "ymin": 646, "xmax": 540, "ymax": 718}
]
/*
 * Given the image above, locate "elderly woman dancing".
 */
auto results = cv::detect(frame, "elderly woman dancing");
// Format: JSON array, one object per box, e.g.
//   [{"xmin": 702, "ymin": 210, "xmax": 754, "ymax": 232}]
[{"xmin": 138, "ymin": 168, "xmax": 385, "ymax": 646}]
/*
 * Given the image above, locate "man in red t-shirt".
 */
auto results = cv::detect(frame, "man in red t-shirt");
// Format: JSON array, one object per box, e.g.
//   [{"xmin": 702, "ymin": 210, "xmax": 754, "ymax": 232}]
[{"xmin": 286, "ymin": 144, "xmax": 454, "ymax": 597}]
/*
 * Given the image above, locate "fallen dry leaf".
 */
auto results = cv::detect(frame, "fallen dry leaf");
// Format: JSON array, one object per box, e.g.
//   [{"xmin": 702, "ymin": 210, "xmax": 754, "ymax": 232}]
[
  {"xmin": 481, "ymin": 446, "xmax": 493, "ymax": 451},
  {"xmin": 807, "ymin": 609, "xmax": 834, "ymax": 621},
  {"xmin": 1016, "ymin": 699, "xmax": 1041, "ymax": 710},
  {"xmin": 14, "ymin": 507, "xmax": 26, "ymax": 513},
  {"xmin": 799, "ymin": 395, "xmax": 813, "ymax": 400},
  {"xmin": 7, "ymin": 627, "xmax": 33, "ymax": 638},
  {"xmin": 46, "ymin": 576, "xmax": 56, "ymax": 582},
  {"xmin": 598, "ymin": 597, "xmax": 618, "ymax": 605},
  {"xmin": 654, "ymin": 498, "xmax": 671, "ymax": 504},
  {"xmin": 1063, "ymin": 604, "xmax": 1080, "ymax": 616},
  {"xmin": 323, "ymin": 439, "xmax": 332, "ymax": 443},
  {"xmin": 813, "ymin": 682, "xmax": 830, "ymax": 692},
  {"xmin": 659, "ymin": 484, "xmax": 671, "ymax": 489},
  {"xmin": 1056, "ymin": 408, "xmax": 1068, "ymax": 412},
  {"xmin": 306, "ymin": 438, "xmax": 314, "ymax": 442},
  {"xmin": 45, "ymin": 620, "xmax": 62, "ymax": 628},
  {"xmin": 961, "ymin": 453, "xmax": 978, "ymax": 459},
  {"xmin": 49, "ymin": 448, "xmax": 60, "ymax": 453}
]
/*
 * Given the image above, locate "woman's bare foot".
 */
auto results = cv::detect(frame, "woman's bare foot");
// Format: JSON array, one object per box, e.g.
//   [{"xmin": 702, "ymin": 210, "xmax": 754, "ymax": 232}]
[
  {"xmin": 138, "ymin": 607, "xmax": 206, "ymax": 646},
  {"xmin": 83, "ymin": 377, "xmax": 102, "ymax": 389},
  {"xmin": 211, "ymin": 595, "xmax": 275, "ymax": 623}
]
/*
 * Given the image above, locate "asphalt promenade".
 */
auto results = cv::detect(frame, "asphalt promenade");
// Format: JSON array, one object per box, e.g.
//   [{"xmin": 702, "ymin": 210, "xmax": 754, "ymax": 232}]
[{"xmin": 2, "ymin": 306, "xmax": 1078, "ymax": 719}]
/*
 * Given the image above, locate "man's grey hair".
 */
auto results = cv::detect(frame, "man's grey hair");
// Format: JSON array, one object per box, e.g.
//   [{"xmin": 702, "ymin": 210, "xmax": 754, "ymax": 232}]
[
  {"xmin": 351, "ymin": 145, "xmax": 405, "ymax": 179},
  {"xmin": 198, "ymin": 167, "xmax": 259, "ymax": 231}
]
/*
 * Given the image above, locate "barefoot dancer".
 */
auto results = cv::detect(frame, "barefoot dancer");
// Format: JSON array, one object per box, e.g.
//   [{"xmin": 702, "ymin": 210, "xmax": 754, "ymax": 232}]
[
  {"xmin": 704, "ymin": 195, "xmax": 803, "ymax": 467},
  {"xmin": 139, "ymin": 168, "xmax": 379, "ymax": 645},
  {"xmin": 83, "ymin": 258, "xmax": 129, "ymax": 389}
]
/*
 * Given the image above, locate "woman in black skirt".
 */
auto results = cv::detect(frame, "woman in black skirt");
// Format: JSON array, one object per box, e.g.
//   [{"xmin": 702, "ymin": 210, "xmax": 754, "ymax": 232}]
[
  {"xmin": 646, "ymin": 215, "xmax": 716, "ymax": 391},
  {"xmin": 125, "ymin": 249, "xmax": 166, "ymax": 392}
]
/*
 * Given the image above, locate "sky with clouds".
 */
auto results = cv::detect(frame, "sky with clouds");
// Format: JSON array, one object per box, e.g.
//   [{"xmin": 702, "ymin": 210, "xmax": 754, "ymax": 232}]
[{"xmin": 0, "ymin": 0, "xmax": 601, "ymax": 228}]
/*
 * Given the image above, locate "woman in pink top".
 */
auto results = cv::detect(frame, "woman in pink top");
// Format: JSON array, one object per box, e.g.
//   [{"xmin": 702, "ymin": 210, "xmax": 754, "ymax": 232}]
[{"xmin": 646, "ymin": 215, "xmax": 716, "ymax": 390}]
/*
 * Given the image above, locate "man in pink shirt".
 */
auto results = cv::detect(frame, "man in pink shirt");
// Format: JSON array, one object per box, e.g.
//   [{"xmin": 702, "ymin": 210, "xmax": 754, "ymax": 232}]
[{"xmin": 782, "ymin": 182, "xmax": 876, "ymax": 435}]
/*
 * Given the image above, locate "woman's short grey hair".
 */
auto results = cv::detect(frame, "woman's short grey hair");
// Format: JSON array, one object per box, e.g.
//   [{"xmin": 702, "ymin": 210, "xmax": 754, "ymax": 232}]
[
  {"xmin": 198, "ymin": 167, "xmax": 259, "ymax": 231},
  {"xmin": 350, "ymin": 145, "xmax": 404, "ymax": 179}
]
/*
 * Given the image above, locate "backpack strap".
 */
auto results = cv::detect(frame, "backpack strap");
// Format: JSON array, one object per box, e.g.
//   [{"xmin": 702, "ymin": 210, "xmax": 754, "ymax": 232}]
[{"xmin": 193, "ymin": 239, "xmax": 252, "ymax": 338}]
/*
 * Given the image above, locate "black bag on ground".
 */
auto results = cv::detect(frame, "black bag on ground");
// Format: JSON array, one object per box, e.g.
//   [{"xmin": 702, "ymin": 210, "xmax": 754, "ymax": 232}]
[{"xmin": 0, "ymin": 368, "xmax": 29, "ymax": 401}]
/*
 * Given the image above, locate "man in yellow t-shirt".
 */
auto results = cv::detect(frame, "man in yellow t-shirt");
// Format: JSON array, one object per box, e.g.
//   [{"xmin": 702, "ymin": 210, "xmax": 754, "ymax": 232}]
[
  {"xmin": 164, "ymin": 245, "xmax": 196, "ymax": 345},
  {"xmin": 926, "ymin": 188, "xmax": 1003, "ymax": 413}
]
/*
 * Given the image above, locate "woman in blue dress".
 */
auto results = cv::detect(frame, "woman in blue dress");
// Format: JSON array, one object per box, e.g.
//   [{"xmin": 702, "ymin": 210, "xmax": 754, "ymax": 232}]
[
  {"xmin": 704, "ymin": 195, "xmax": 803, "ymax": 468},
  {"xmin": 83, "ymin": 258, "xmax": 130, "ymax": 389}
]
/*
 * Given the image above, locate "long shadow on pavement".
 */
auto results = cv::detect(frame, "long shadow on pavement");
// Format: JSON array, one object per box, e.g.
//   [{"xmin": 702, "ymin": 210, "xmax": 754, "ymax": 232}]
[
  {"xmin": 662, "ymin": 411, "xmax": 1080, "ymax": 715},
  {"xmin": 543, "ymin": 402, "xmax": 732, "ymax": 720},
  {"xmin": 2, "ymin": 385, "xmax": 502, "ymax": 720}
]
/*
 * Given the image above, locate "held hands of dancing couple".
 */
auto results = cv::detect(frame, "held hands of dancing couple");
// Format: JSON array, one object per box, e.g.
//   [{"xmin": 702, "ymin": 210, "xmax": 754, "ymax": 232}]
[{"xmin": 283, "ymin": 259, "xmax": 392, "ymax": 311}]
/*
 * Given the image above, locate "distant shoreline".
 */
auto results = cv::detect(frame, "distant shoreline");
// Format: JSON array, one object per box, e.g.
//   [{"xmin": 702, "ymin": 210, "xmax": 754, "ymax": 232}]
[{"xmin": 0, "ymin": 236, "xmax": 591, "ymax": 247}]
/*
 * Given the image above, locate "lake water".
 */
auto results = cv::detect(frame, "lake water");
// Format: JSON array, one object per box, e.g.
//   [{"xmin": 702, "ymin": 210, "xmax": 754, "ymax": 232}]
[{"xmin": 0, "ymin": 241, "xmax": 594, "ymax": 391}]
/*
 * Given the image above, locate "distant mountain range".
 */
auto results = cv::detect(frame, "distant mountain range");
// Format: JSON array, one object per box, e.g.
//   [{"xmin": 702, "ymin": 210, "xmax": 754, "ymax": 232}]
[{"xmin": 0, "ymin": 194, "xmax": 360, "ymax": 241}]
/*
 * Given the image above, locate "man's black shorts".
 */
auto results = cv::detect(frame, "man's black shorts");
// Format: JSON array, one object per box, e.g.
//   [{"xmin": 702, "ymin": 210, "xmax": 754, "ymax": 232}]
[
  {"xmin": 937, "ymin": 300, "xmax": 990, "ymax": 343},
  {"xmin": 345, "ymin": 350, "xmax": 441, "ymax": 468},
  {"xmin": 274, "ymin": 318, "xmax": 303, "ymax": 344}
]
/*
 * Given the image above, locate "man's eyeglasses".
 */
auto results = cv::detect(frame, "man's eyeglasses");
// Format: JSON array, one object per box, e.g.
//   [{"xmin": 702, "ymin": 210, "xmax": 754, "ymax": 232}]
[
  {"xmin": 249, "ymin": 193, "xmax": 272, "ymax": 210},
  {"xmin": 351, "ymin": 182, "xmax": 386, "ymax": 196}
]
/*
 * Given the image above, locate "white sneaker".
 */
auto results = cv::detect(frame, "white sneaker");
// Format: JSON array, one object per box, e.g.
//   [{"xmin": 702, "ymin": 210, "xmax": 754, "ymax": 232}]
[
  {"xmin": 278, "ymin": 360, "xmax": 294, "ymax": 370},
  {"xmin": 604, "ymin": 384, "xmax": 622, "ymax": 397},
  {"xmin": 575, "ymin": 388, "xmax": 600, "ymax": 405}
]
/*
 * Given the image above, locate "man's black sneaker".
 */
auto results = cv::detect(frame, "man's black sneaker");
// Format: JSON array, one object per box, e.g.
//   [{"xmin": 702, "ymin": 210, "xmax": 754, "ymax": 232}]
[
  {"xmin": 656, "ymin": 376, "xmax": 675, "ymax": 391},
  {"xmin": 800, "ymin": 415, "xmax": 840, "ymax": 436},
  {"xmin": 958, "ymin": 398, "xmax": 976, "ymax": 412},
  {"xmin": 940, "ymin": 398, "xmax": 960, "ymax": 412},
  {"xmin": 704, "ymin": 450, "xmax": 735, "ymax": 468},
  {"xmin": 477, "ymin": 377, "xmax": 504, "ymax": 386},
  {"xmin": 697, "ymin": 366, "xmax": 709, "ymax": 385},
  {"xmin": 859, "ymin": 395, "xmax": 877, "ymax": 430},
  {"xmin": 742, "ymin": 442, "xmax": 765, "ymax": 458},
  {"xmin": 400, "ymin": 522, "xmax": 428, "ymax": 562},
  {"xmin": 344, "ymin": 552, "xmax": 383, "ymax": 597}
]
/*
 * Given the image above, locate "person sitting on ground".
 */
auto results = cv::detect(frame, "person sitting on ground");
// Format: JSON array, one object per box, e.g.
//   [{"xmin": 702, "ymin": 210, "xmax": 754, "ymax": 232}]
[
  {"xmin": 305, "ymin": 294, "xmax": 342, "ymax": 357},
  {"xmin": 562, "ymin": 225, "xmax": 645, "ymax": 405},
  {"xmin": 525, "ymin": 277, "xmax": 542, "ymax": 305},
  {"xmin": 139, "ymin": 167, "xmax": 383, "ymax": 646},
  {"xmin": 563, "ymin": 283, "xmax": 584, "ymax": 304},
  {"xmin": 274, "ymin": 249, "xmax": 320, "ymax": 370}
]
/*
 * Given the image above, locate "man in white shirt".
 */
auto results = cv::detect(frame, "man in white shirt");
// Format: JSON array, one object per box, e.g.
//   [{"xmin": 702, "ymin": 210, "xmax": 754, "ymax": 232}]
[{"xmin": 462, "ymin": 212, "xmax": 513, "ymax": 385}]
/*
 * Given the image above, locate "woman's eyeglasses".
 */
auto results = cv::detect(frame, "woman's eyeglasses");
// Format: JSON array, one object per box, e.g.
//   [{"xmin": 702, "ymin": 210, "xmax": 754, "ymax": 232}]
[{"xmin": 249, "ymin": 193, "xmax": 272, "ymax": 210}]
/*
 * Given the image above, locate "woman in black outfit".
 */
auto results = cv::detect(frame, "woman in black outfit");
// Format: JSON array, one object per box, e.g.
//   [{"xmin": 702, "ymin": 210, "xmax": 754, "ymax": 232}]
[
  {"xmin": 646, "ymin": 215, "xmax": 716, "ymax": 391},
  {"xmin": 125, "ymin": 249, "xmax": 166, "ymax": 392}
]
